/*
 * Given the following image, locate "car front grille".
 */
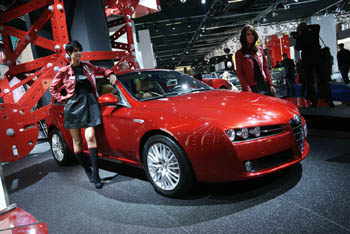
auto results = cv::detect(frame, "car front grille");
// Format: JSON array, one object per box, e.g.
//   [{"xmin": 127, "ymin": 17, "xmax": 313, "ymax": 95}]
[
  {"xmin": 290, "ymin": 115, "xmax": 304, "ymax": 153},
  {"xmin": 247, "ymin": 149, "xmax": 295, "ymax": 172},
  {"xmin": 260, "ymin": 125, "xmax": 283, "ymax": 137}
]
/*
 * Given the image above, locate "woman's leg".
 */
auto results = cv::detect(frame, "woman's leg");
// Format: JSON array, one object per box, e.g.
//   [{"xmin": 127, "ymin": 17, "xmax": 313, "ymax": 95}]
[
  {"xmin": 70, "ymin": 128, "xmax": 83, "ymax": 153},
  {"xmin": 85, "ymin": 127, "xmax": 103, "ymax": 189},
  {"xmin": 70, "ymin": 128, "xmax": 93, "ymax": 182}
]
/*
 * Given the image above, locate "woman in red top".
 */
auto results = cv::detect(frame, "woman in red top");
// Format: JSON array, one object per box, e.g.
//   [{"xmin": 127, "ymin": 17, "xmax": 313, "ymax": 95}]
[
  {"xmin": 235, "ymin": 25, "xmax": 276, "ymax": 96},
  {"xmin": 50, "ymin": 40, "xmax": 117, "ymax": 189}
]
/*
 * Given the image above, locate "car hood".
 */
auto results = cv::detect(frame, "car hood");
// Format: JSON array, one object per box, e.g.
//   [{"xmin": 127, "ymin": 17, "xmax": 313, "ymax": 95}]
[{"xmin": 143, "ymin": 90, "xmax": 300, "ymax": 128}]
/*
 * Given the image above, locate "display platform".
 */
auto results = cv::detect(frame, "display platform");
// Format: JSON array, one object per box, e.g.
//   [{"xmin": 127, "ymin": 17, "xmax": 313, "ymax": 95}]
[{"xmin": 3, "ymin": 127, "xmax": 350, "ymax": 234}]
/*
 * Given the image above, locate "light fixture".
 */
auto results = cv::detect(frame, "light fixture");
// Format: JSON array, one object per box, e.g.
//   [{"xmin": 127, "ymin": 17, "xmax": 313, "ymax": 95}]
[
  {"xmin": 272, "ymin": 11, "xmax": 278, "ymax": 17},
  {"xmin": 172, "ymin": 25, "xmax": 176, "ymax": 30},
  {"xmin": 201, "ymin": 0, "xmax": 206, "ymax": 4},
  {"xmin": 187, "ymin": 22, "xmax": 191, "ymax": 28},
  {"xmin": 228, "ymin": 0, "xmax": 244, "ymax": 3},
  {"xmin": 180, "ymin": 0, "xmax": 187, "ymax": 2}
]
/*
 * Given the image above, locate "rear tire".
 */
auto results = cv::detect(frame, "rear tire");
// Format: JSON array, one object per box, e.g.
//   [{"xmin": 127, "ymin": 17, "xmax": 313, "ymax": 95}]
[
  {"xmin": 49, "ymin": 129, "xmax": 75, "ymax": 166},
  {"xmin": 143, "ymin": 135, "xmax": 195, "ymax": 197}
]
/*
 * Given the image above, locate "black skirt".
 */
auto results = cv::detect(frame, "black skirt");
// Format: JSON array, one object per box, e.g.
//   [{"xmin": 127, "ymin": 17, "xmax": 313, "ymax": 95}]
[{"xmin": 64, "ymin": 93, "xmax": 101, "ymax": 129}]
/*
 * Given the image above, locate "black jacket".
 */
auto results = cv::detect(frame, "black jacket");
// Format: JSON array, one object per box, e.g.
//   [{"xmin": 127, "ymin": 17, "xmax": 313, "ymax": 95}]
[
  {"xmin": 337, "ymin": 48, "xmax": 350, "ymax": 67},
  {"xmin": 281, "ymin": 58, "xmax": 295, "ymax": 76},
  {"xmin": 295, "ymin": 24, "xmax": 321, "ymax": 61}
]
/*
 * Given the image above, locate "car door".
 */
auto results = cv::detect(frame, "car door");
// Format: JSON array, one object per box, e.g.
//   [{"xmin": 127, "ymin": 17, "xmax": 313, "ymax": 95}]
[
  {"xmin": 96, "ymin": 104, "xmax": 138, "ymax": 162},
  {"xmin": 80, "ymin": 91, "xmax": 138, "ymax": 163}
]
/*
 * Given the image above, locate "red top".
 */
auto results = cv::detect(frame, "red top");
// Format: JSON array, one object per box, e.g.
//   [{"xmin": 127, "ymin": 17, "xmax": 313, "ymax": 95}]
[
  {"xmin": 49, "ymin": 62, "xmax": 113, "ymax": 102},
  {"xmin": 235, "ymin": 46, "xmax": 273, "ymax": 92}
]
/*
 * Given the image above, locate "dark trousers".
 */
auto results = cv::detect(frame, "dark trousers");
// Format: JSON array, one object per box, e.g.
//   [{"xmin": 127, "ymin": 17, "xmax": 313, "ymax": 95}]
[
  {"xmin": 339, "ymin": 65, "xmax": 350, "ymax": 84},
  {"xmin": 286, "ymin": 75, "xmax": 296, "ymax": 97},
  {"xmin": 303, "ymin": 62, "xmax": 318, "ymax": 105}
]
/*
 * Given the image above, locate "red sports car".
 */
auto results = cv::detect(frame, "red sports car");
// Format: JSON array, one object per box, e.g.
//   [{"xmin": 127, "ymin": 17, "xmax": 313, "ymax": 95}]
[{"xmin": 48, "ymin": 69, "xmax": 309, "ymax": 197}]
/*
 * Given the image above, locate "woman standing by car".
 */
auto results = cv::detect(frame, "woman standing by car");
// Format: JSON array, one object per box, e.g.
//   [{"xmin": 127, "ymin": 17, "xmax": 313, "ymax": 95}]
[
  {"xmin": 235, "ymin": 25, "xmax": 276, "ymax": 96},
  {"xmin": 49, "ymin": 40, "xmax": 117, "ymax": 189}
]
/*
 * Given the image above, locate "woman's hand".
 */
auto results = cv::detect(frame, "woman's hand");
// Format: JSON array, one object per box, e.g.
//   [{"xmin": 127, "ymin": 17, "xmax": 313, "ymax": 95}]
[
  {"xmin": 270, "ymin": 86, "xmax": 277, "ymax": 96},
  {"xmin": 109, "ymin": 74, "xmax": 117, "ymax": 84}
]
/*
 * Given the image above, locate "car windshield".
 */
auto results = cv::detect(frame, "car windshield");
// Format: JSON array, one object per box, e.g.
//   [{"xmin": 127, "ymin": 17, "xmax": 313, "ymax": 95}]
[{"xmin": 117, "ymin": 70, "xmax": 212, "ymax": 100}]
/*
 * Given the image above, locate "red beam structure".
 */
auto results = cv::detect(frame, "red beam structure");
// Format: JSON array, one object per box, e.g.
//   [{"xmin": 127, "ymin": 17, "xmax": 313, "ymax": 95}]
[{"xmin": 0, "ymin": 0, "xmax": 160, "ymax": 162}]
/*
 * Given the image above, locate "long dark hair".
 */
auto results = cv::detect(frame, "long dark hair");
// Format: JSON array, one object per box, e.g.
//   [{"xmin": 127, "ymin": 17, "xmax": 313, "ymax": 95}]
[{"xmin": 239, "ymin": 25, "xmax": 259, "ymax": 54}]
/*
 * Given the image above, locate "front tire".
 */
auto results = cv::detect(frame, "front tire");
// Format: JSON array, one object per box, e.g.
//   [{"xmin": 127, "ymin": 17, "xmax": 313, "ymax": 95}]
[
  {"xmin": 143, "ymin": 135, "xmax": 195, "ymax": 197},
  {"xmin": 49, "ymin": 129, "xmax": 75, "ymax": 166}
]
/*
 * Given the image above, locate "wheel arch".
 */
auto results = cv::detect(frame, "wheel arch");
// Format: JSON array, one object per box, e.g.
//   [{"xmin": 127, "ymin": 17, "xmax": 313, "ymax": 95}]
[
  {"xmin": 139, "ymin": 130, "xmax": 177, "ymax": 164},
  {"xmin": 48, "ymin": 125, "xmax": 74, "ymax": 155}
]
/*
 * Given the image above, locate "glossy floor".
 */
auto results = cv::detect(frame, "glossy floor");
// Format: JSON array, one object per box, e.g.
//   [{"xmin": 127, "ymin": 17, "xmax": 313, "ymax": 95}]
[{"xmin": 3, "ymin": 129, "xmax": 350, "ymax": 234}]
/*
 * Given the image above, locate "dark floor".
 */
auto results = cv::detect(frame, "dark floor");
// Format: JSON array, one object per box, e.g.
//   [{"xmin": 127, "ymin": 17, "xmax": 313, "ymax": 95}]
[{"xmin": 3, "ymin": 126, "xmax": 350, "ymax": 234}]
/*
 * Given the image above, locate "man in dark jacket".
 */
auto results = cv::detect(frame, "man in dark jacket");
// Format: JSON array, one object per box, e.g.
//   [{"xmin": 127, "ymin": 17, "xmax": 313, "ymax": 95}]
[
  {"xmin": 337, "ymin": 43, "xmax": 350, "ymax": 87},
  {"xmin": 294, "ymin": 23, "xmax": 334, "ymax": 107},
  {"xmin": 281, "ymin": 53, "xmax": 296, "ymax": 96}
]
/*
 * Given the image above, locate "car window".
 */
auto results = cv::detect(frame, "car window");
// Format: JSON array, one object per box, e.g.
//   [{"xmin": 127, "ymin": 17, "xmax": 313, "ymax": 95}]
[{"xmin": 117, "ymin": 70, "xmax": 212, "ymax": 101}]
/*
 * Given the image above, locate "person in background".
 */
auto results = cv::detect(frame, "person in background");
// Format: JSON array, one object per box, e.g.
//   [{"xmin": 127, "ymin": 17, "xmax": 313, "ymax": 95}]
[
  {"xmin": 296, "ymin": 59, "xmax": 306, "ymax": 97},
  {"xmin": 235, "ymin": 25, "xmax": 276, "ymax": 96},
  {"xmin": 274, "ymin": 61, "xmax": 281, "ymax": 68},
  {"xmin": 281, "ymin": 53, "xmax": 296, "ymax": 97},
  {"xmin": 49, "ymin": 40, "xmax": 117, "ymax": 189},
  {"xmin": 318, "ymin": 47, "xmax": 334, "ymax": 106},
  {"xmin": 120, "ymin": 61, "xmax": 130, "ymax": 71},
  {"xmin": 294, "ymin": 22, "xmax": 334, "ymax": 107},
  {"xmin": 337, "ymin": 43, "xmax": 350, "ymax": 87}
]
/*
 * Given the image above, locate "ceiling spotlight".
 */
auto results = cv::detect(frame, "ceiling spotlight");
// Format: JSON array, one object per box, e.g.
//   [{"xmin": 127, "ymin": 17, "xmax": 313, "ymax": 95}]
[
  {"xmin": 172, "ymin": 57, "xmax": 175, "ymax": 60},
  {"xmin": 180, "ymin": 0, "xmax": 187, "ymax": 3},
  {"xmin": 283, "ymin": 4, "xmax": 290, "ymax": 10},
  {"xmin": 272, "ymin": 11, "xmax": 278, "ymax": 17},
  {"xmin": 187, "ymin": 22, "xmax": 191, "ymax": 28},
  {"xmin": 155, "ymin": 26, "xmax": 159, "ymax": 32},
  {"xmin": 201, "ymin": 0, "xmax": 206, "ymax": 4},
  {"xmin": 294, "ymin": 0, "xmax": 298, "ymax": 2},
  {"xmin": 172, "ymin": 25, "xmax": 176, "ymax": 30}
]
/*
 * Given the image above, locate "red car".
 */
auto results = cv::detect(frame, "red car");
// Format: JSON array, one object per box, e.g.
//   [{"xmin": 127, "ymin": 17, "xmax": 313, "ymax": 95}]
[
  {"xmin": 202, "ymin": 78, "xmax": 231, "ymax": 89},
  {"xmin": 48, "ymin": 69, "xmax": 309, "ymax": 197}
]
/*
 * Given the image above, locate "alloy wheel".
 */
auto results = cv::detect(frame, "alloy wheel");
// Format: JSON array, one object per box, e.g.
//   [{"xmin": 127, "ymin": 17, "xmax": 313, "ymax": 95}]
[
  {"xmin": 51, "ymin": 133, "xmax": 64, "ymax": 162},
  {"xmin": 147, "ymin": 143, "xmax": 180, "ymax": 191}
]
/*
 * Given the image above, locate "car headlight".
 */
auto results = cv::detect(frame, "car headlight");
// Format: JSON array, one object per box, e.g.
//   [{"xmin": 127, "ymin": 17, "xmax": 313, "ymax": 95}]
[
  {"xmin": 249, "ymin": 127, "xmax": 261, "ymax": 137},
  {"xmin": 225, "ymin": 129, "xmax": 235, "ymax": 141},
  {"xmin": 225, "ymin": 126, "xmax": 261, "ymax": 142}
]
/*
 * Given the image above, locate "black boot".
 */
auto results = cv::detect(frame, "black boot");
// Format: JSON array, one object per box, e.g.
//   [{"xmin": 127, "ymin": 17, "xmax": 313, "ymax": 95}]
[
  {"xmin": 75, "ymin": 152, "xmax": 93, "ymax": 183},
  {"xmin": 89, "ymin": 148, "xmax": 103, "ymax": 189}
]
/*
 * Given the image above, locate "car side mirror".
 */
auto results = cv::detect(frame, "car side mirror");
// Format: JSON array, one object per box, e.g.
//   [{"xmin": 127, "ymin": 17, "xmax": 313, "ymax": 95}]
[{"xmin": 98, "ymin": 93, "xmax": 119, "ymax": 105}]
